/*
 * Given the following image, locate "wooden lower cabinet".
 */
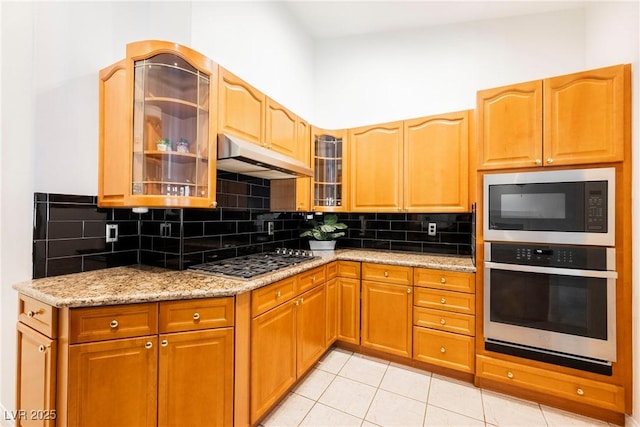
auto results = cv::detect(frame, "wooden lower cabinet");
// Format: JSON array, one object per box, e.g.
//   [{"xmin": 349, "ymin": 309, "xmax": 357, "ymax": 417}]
[
  {"xmin": 476, "ymin": 355, "xmax": 625, "ymax": 412},
  {"xmin": 68, "ymin": 336, "xmax": 158, "ymax": 427},
  {"xmin": 16, "ymin": 322, "xmax": 57, "ymax": 427},
  {"xmin": 414, "ymin": 327, "xmax": 474, "ymax": 373},
  {"xmin": 361, "ymin": 280, "xmax": 412, "ymax": 357},
  {"xmin": 250, "ymin": 283, "xmax": 327, "ymax": 424},
  {"xmin": 158, "ymin": 328, "xmax": 234, "ymax": 427},
  {"xmin": 336, "ymin": 277, "xmax": 360, "ymax": 344}
]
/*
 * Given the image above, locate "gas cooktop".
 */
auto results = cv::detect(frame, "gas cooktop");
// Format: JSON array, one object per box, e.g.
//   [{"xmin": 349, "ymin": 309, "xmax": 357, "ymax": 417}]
[{"xmin": 188, "ymin": 249, "xmax": 318, "ymax": 279}]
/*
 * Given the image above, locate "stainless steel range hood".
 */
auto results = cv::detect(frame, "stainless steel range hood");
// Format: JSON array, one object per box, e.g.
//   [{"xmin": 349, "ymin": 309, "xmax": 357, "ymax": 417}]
[{"xmin": 217, "ymin": 134, "xmax": 313, "ymax": 179}]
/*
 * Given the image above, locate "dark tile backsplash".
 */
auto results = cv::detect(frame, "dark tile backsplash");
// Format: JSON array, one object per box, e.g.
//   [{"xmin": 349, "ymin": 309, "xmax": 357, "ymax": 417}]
[
  {"xmin": 33, "ymin": 194, "xmax": 139, "ymax": 279},
  {"xmin": 33, "ymin": 173, "xmax": 473, "ymax": 278}
]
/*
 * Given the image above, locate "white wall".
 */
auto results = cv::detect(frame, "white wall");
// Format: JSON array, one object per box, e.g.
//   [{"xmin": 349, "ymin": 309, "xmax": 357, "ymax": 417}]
[
  {"xmin": 191, "ymin": 2, "xmax": 315, "ymax": 120},
  {"xmin": 313, "ymin": 8, "xmax": 587, "ymax": 129}
]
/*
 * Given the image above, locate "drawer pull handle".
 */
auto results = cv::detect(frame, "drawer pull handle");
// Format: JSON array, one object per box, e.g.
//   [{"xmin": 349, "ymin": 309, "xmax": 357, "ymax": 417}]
[
  {"xmin": 276, "ymin": 291, "xmax": 282, "ymax": 298},
  {"xmin": 312, "ymin": 275, "xmax": 316, "ymax": 282},
  {"xmin": 507, "ymin": 371, "xmax": 514, "ymax": 379},
  {"xmin": 27, "ymin": 309, "xmax": 43, "ymax": 318},
  {"xmin": 384, "ymin": 271, "xmax": 389, "ymax": 277},
  {"xmin": 440, "ymin": 277, "xmax": 446, "ymax": 284},
  {"xmin": 547, "ymin": 158, "xmax": 554, "ymax": 164},
  {"xmin": 110, "ymin": 320, "xmax": 119, "ymax": 329},
  {"xmin": 295, "ymin": 300, "xmax": 300, "ymax": 306},
  {"xmin": 145, "ymin": 342, "xmax": 153, "ymax": 349},
  {"xmin": 440, "ymin": 318, "xmax": 446, "ymax": 325},
  {"xmin": 577, "ymin": 388, "xmax": 584, "ymax": 396},
  {"xmin": 440, "ymin": 298, "xmax": 446, "ymax": 304},
  {"xmin": 38, "ymin": 344, "xmax": 50, "ymax": 353},
  {"xmin": 161, "ymin": 340, "xmax": 168, "ymax": 347},
  {"xmin": 193, "ymin": 312, "xmax": 200, "ymax": 321},
  {"xmin": 440, "ymin": 347, "xmax": 446, "ymax": 353},
  {"xmin": 535, "ymin": 159, "xmax": 542, "ymax": 165},
  {"xmin": 407, "ymin": 288, "xmax": 411, "ymax": 294}
]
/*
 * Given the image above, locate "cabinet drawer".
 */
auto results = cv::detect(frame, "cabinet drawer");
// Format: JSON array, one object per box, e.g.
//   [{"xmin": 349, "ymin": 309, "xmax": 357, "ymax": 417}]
[
  {"xmin": 252, "ymin": 276, "xmax": 297, "ymax": 317},
  {"xmin": 69, "ymin": 303, "xmax": 158, "ymax": 344},
  {"xmin": 18, "ymin": 294, "xmax": 58, "ymax": 338},
  {"xmin": 326, "ymin": 262, "xmax": 338, "ymax": 280},
  {"xmin": 159, "ymin": 297, "xmax": 234, "ymax": 333},
  {"xmin": 413, "ymin": 307, "xmax": 475, "ymax": 336},
  {"xmin": 414, "ymin": 288, "xmax": 475, "ymax": 315},
  {"xmin": 413, "ymin": 327, "xmax": 474, "ymax": 373},
  {"xmin": 298, "ymin": 266, "xmax": 326, "ymax": 293},
  {"xmin": 362, "ymin": 263, "xmax": 412, "ymax": 285},
  {"xmin": 337, "ymin": 261, "xmax": 361, "ymax": 279},
  {"xmin": 414, "ymin": 268, "xmax": 475, "ymax": 293},
  {"xmin": 476, "ymin": 355, "xmax": 625, "ymax": 412}
]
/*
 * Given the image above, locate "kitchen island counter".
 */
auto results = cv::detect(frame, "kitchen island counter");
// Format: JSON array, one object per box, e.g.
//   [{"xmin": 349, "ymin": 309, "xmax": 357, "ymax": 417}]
[{"xmin": 13, "ymin": 249, "xmax": 475, "ymax": 308}]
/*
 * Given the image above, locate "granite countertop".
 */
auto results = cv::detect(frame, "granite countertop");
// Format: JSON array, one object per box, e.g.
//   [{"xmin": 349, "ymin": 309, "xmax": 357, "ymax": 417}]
[{"xmin": 13, "ymin": 249, "xmax": 475, "ymax": 308}]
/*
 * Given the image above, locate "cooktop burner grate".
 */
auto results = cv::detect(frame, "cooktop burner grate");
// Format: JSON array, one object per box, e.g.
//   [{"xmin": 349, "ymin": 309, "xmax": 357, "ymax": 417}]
[{"xmin": 189, "ymin": 249, "xmax": 317, "ymax": 279}]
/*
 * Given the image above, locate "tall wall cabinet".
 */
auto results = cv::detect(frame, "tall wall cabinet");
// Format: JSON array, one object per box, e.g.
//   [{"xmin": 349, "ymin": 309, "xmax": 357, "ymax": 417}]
[{"xmin": 98, "ymin": 40, "xmax": 218, "ymax": 209}]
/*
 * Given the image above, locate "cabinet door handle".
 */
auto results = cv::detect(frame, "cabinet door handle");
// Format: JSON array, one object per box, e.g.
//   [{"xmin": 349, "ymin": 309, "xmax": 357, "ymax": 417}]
[
  {"xmin": 576, "ymin": 388, "xmax": 584, "ymax": 396},
  {"xmin": 383, "ymin": 271, "xmax": 389, "ymax": 277},
  {"xmin": 440, "ymin": 347, "xmax": 446, "ymax": 353},
  {"xmin": 535, "ymin": 159, "xmax": 542, "ymax": 165},
  {"xmin": 276, "ymin": 290, "xmax": 282, "ymax": 298},
  {"xmin": 407, "ymin": 288, "xmax": 411, "ymax": 294},
  {"xmin": 145, "ymin": 342, "xmax": 153, "ymax": 349},
  {"xmin": 295, "ymin": 299, "xmax": 300, "ymax": 306},
  {"xmin": 440, "ymin": 318, "xmax": 446, "ymax": 325},
  {"xmin": 440, "ymin": 277, "xmax": 446, "ymax": 284},
  {"xmin": 193, "ymin": 312, "xmax": 200, "ymax": 321},
  {"xmin": 547, "ymin": 158, "xmax": 554, "ymax": 164},
  {"xmin": 161, "ymin": 340, "xmax": 168, "ymax": 347},
  {"xmin": 110, "ymin": 320, "xmax": 119, "ymax": 329},
  {"xmin": 211, "ymin": 201, "xmax": 218, "ymax": 208},
  {"xmin": 38, "ymin": 344, "xmax": 50, "ymax": 353},
  {"xmin": 312, "ymin": 275, "xmax": 316, "ymax": 282},
  {"xmin": 440, "ymin": 298, "xmax": 446, "ymax": 304},
  {"xmin": 27, "ymin": 309, "xmax": 43, "ymax": 318},
  {"xmin": 507, "ymin": 371, "xmax": 514, "ymax": 379}
]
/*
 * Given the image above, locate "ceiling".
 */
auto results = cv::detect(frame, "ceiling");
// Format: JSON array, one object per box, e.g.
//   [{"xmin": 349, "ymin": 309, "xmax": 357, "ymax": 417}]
[{"xmin": 283, "ymin": 1, "xmax": 589, "ymax": 40}]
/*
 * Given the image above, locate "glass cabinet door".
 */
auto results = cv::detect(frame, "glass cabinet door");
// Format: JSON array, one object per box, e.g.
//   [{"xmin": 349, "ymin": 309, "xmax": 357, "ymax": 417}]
[
  {"xmin": 132, "ymin": 53, "xmax": 210, "ymax": 199},
  {"xmin": 314, "ymin": 135, "xmax": 343, "ymax": 208}
]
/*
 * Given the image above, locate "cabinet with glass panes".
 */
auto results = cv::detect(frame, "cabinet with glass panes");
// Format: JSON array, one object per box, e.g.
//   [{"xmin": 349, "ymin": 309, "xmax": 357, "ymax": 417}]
[
  {"xmin": 99, "ymin": 40, "xmax": 218, "ymax": 209},
  {"xmin": 311, "ymin": 128, "xmax": 348, "ymax": 212}
]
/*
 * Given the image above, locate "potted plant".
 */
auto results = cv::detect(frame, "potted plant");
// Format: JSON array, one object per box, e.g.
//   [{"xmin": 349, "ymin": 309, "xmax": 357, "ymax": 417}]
[
  {"xmin": 300, "ymin": 214, "xmax": 348, "ymax": 251},
  {"xmin": 176, "ymin": 138, "xmax": 190, "ymax": 153},
  {"xmin": 156, "ymin": 138, "xmax": 172, "ymax": 151}
]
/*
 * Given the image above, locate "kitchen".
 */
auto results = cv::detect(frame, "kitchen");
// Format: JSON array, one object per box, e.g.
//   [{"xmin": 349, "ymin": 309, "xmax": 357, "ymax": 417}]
[{"xmin": 1, "ymin": 2, "xmax": 639, "ymax": 427}]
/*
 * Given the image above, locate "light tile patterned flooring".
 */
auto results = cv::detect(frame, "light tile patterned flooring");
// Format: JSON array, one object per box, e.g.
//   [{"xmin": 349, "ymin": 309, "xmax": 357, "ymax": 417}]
[{"xmin": 260, "ymin": 347, "xmax": 618, "ymax": 427}]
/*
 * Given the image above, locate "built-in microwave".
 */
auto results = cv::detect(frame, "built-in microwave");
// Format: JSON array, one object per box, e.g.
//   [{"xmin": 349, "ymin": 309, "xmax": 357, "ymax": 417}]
[{"xmin": 484, "ymin": 168, "xmax": 615, "ymax": 246}]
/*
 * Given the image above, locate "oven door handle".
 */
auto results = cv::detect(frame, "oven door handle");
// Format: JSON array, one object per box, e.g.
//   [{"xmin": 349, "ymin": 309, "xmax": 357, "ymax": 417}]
[{"xmin": 484, "ymin": 261, "xmax": 618, "ymax": 279}]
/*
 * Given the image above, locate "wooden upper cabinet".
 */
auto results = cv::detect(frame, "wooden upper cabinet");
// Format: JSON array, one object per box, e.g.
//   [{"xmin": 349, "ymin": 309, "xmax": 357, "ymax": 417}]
[
  {"xmin": 544, "ymin": 64, "xmax": 628, "ymax": 166},
  {"xmin": 218, "ymin": 67, "xmax": 265, "ymax": 145},
  {"xmin": 312, "ymin": 127, "xmax": 348, "ymax": 212},
  {"xmin": 349, "ymin": 121, "xmax": 403, "ymax": 212},
  {"xmin": 404, "ymin": 110, "xmax": 471, "ymax": 212},
  {"xmin": 265, "ymin": 97, "xmax": 297, "ymax": 158},
  {"xmin": 478, "ymin": 64, "xmax": 629, "ymax": 170},
  {"xmin": 477, "ymin": 80, "xmax": 543, "ymax": 170},
  {"xmin": 99, "ymin": 40, "xmax": 218, "ymax": 209}
]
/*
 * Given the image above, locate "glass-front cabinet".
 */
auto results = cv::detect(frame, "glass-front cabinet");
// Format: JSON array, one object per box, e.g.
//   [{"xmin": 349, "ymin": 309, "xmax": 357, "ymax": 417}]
[
  {"xmin": 312, "ymin": 128, "xmax": 347, "ymax": 211},
  {"xmin": 99, "ymin": 40, "xmax": 218, "ymax": 208}
]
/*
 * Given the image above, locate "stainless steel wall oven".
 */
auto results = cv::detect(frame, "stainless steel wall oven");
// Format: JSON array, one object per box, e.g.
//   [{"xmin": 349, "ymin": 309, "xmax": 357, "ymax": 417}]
[{"xmin": 484, "ymin": 242, "xmax": 617, "ymax": 375}]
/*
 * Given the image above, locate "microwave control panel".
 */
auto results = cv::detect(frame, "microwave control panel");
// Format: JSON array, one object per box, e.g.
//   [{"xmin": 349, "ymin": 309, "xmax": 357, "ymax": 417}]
[
  {"xmin": 489, "ymin": 242, "xmax": 609, "ymax": 271},
  {"xmin": 585, "ymin": 181, "xmax": 607, "ymax": 232}
]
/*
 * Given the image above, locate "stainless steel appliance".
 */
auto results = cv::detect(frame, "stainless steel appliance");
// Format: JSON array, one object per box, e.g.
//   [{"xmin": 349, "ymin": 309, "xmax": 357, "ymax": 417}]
[
  {"xmin": 189, "ymin": 249, "xmax": 317, "ymax": 279},
  {"xmin": 484, "ymin": 167, "xmax": 615, "ymax": 246},
  {"xmin": 484, "ymin": 242, "xmax": 617, "ymax": 374}
]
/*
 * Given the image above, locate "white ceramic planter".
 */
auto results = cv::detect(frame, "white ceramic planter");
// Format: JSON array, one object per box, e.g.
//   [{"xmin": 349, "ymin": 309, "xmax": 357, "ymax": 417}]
[{"xmin": 308, "ymin": 240, "xmax": 336, "ymax": 251}]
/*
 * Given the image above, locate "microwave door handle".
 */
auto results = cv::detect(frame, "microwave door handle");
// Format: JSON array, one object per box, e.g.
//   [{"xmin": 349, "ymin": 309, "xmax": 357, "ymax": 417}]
[{"xmin": 484, "ymin": 261, "xmax": 618, "ymax": 279}]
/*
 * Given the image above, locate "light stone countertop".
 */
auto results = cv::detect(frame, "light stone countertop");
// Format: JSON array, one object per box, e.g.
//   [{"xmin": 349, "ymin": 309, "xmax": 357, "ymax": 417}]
[{"xmin": 13, "ymin": 249, "xmax": 475, "ymax": 308}]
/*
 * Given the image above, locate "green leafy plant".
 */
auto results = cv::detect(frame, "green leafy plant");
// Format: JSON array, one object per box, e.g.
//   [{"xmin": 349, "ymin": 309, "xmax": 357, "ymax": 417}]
[{"xmin": 300, "ymin": 214, "xmax": 348, "ymax": 241}]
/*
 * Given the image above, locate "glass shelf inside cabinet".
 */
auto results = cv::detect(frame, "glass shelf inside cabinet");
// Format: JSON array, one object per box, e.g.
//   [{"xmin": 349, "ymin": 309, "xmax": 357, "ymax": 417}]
[
  {"xmin": 314, "ymin": 135, "xmax": 342, "ymax": 207},
  {"xmin": 132, "ymin": 53, "xmax": 210, "ymax": 198}
]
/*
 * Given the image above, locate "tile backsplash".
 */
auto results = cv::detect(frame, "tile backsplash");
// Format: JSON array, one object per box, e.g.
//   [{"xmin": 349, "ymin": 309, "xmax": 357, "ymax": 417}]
[{"xmin": 33, "ymin": 173, "xmax": 473, "ymax": 278}]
